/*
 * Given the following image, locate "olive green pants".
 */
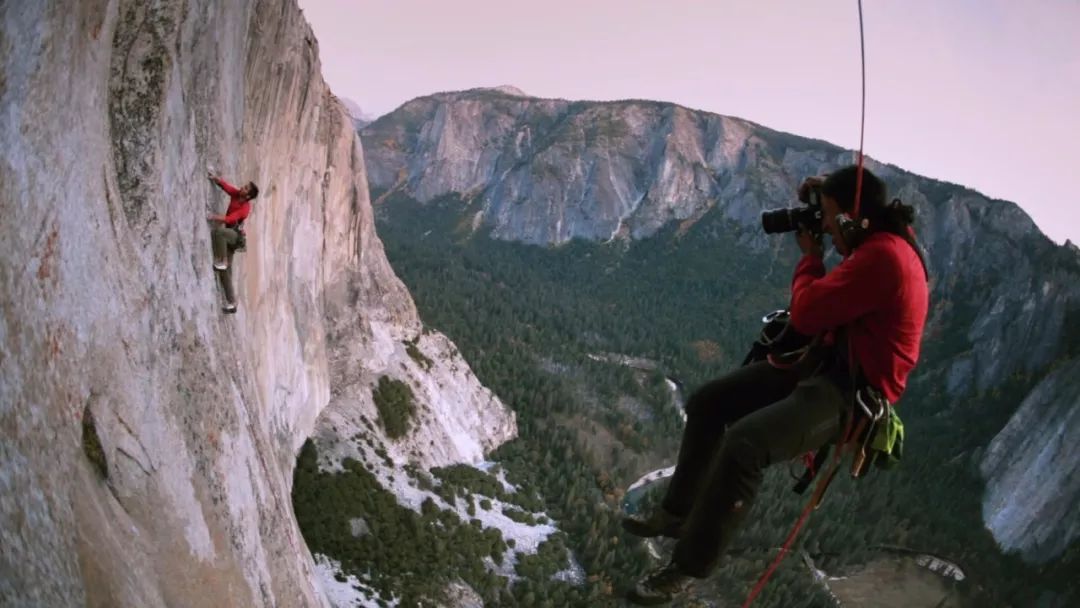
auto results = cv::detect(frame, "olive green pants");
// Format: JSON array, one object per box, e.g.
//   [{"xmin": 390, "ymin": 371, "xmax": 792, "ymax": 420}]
[
  {"xmin": 663, "ymin": 361, "xmax": 851, "ymax": 577},
  {"xmin": 211, "ymin": 226, "xmax": 240, "ymax": 305}
]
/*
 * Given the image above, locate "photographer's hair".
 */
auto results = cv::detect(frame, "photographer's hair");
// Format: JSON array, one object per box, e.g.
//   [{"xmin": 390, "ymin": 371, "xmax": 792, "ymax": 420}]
[
  {"xmin": 246, "ymin": 182, "xmax": 260, "ymax": 200},
  {"xmin": 822, "ymin": 165, "xmax": 928, "ymax": 279}
]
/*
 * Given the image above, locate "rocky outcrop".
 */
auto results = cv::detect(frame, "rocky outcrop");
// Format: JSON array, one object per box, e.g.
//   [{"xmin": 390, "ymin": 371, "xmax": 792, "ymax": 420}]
[
  {"xmin": 980, "ymin": 358, "xmax": 1080, "ymax": 563},
  {"xmin": 0, "ymin": 2, "xmax": 512, "ymax": 607},
  {"xmin": 315, "ymin": 325, "xmax": 515, "ymax": 471}
]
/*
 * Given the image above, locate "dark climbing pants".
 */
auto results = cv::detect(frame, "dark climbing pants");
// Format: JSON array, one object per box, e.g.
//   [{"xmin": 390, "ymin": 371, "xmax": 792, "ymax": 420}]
[
  {"xmin": 211, "ymin": 226, "xmax": 241, "ymax": 304},
  {"xmin": 662, "ymin": 361, "xmax": 850, "ymax": 577}
]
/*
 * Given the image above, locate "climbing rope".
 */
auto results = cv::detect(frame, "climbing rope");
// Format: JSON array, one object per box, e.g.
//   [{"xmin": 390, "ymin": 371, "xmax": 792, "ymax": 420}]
[{"xmin": 740, "ymin": 2, "xmax": 868, "ymax": 606}]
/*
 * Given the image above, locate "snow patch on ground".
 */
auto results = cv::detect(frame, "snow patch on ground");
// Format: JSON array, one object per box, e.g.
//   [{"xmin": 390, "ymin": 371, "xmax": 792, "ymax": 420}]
[
  {"xmin": 313, "ymin": 554, "xmax": 396, "ymax": 608},
  {"xmin": 552, "ymin": 552, "xmax": 587, "ymax": 585},
  {"xmin": 468, "ymin": 495, "xmax": 556, "ymax": 550},
  {"xmin": 477, "ymin": 460, "xmax": 519, "ymax": 494},
  {"xmin": 627, "ymin": 465, "xmax": 676, "ymax": 494},
  {"xmin": 317, "ymin": 441, "xmax": 580, "ymax": 581},
  {"xmin": 914, "ymin": 554, "xmax": 966, "ymax": 581}
]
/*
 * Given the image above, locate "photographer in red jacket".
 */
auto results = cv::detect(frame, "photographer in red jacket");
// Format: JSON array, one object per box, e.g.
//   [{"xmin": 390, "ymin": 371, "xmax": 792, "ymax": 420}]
[{"xmin": 623, "ymin": 165, "xmax": 929, "ymax": 605}]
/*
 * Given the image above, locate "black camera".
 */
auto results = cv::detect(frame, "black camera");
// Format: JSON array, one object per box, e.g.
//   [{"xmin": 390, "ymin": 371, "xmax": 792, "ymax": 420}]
[
  {"xmin": 761, "ymin": 183, "xmax": 823, "ymax": 234},
  {"xmin": 740, "ymin": 309, "xmax": 817, "ymax": 367}
]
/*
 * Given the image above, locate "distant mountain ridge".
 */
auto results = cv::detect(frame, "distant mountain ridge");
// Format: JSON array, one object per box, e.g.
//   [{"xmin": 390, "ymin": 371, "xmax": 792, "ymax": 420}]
[{"xmin": 339, "ymin": 95, "xmax": 375, "ymax": 128}]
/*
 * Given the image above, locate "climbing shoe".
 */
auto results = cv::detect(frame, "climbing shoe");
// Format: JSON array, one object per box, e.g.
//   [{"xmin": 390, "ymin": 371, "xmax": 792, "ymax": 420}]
[
  {"xmin": 223, "ymin": 302, "xmax": 237, "ymax": 314},
  {"xmin": 213, "ymin": 259, "xmax": 228, "ymax": 271},
  {"xmin": 627, "ymin": 561, "xmax": 694, "ymax": 605},
  {"xmin": 621, "ymin": 507, "xmax": 685, "ymax": 539}
]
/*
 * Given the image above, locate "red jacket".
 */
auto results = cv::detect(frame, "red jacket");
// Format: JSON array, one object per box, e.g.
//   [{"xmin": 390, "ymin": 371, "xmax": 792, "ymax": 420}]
[
  {"xmin": 789, "ymin": 232, "xmax": 929, "ymax": 403},
  {"xmin": 214, "ymin": 178, "xmax": 251, "ymax": 228}
]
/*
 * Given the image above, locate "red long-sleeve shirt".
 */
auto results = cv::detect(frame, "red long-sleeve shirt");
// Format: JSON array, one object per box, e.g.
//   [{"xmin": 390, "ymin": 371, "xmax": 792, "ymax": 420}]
[
  {"xmin": 789, "ymin": 232, "xmax": 929, "ymax": 403},
  {"xmin": 214, "ymin": 178, "xmax": 251, "ymax": 227}
]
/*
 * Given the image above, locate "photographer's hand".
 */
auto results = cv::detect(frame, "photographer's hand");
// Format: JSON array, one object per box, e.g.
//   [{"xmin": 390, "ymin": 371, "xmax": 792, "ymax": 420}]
[
  {"xmin": 796, "ymin": 225, "xmax": 824, "ymax": 258},
  {"xmin": 798, "ymin": 176, "xmax": 826, "ymax": 204}
]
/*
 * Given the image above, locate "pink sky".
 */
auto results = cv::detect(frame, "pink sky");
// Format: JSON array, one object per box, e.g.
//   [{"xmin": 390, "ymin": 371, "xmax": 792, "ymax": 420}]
[{"xmin": 299, "ymin": 0, "xmax": 1080, "ymax": 245}]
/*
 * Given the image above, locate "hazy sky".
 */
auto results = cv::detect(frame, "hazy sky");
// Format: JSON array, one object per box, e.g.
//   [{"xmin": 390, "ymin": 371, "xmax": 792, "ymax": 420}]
[{"xmin": 299, "ymin": 0, "xmax": 1080, "ymax": 245}]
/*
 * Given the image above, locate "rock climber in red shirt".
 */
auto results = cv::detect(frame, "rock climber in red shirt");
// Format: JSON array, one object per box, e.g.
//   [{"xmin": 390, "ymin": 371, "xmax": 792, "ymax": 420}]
[
  {"xmin": 207, "ymin": 171, "xmax": 259, "ymax": 314},
  {"xmin": 623, "ymin": 165, "xmax": 929, "ymax": 605}
]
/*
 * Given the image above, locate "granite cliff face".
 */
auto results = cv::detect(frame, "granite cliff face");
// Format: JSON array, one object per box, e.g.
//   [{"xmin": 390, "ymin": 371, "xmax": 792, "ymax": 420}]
[
  {"xmin": 0, "ymin": 3, "xmax": 512, "ymax": 607},
  {"xmin": 362, "ymin": 88, "xmax": 803, "ymax": 246},
  {"xmin": 361, "ymin": 88, "xmax": 1080, "ymax": 563},
  {"xmin": 980, "ymin": 357, "xmax": 1080, "ymax": 563}
]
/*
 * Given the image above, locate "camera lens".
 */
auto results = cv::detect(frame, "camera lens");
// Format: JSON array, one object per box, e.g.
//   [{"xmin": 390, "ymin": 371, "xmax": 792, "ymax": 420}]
[{"xmin": 761, "ymin": 208, "xmax": 796, "ymax": 234}]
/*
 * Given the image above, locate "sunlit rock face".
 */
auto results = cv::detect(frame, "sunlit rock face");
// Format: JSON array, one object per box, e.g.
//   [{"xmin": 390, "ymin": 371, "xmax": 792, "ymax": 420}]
[{"xmin": 0, "ymin": 2, "xmax": 513, "ymax": 606}]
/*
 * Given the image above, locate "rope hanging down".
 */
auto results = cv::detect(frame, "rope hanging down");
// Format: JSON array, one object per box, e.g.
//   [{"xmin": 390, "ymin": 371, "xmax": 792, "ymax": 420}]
[
  {"xmin": 740, "ymin": 2, "xmax": 867, "ymax": 606},
  {"xmin": 853, "ymin": 0, "xmax": 867, "ymax": 218}
]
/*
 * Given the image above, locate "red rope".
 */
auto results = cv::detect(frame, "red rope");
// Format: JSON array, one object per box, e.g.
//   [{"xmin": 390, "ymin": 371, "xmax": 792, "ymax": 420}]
[
  {"xmin": 740, "ymin": 495, "xmax": 817, "ymax": 608},
  {"xmin": 741, "ymin": 4, "xmax": 868, "ymax": 606},
  {"xmin": 852, "ymin": 0, "xmax": 866, "ymax": 219},
  {"xmin": 741, "ymin": 410, "xmax": 859, "ymax": 608},
  {"xmin": 802, "ymin": 451, "xmax": 817, "ymax": 478}
]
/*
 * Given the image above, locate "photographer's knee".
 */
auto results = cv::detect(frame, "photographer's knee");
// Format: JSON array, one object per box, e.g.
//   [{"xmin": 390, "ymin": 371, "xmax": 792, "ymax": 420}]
[
  {"xmin": 721, "ymin": 424, "xmax": 767, "ymax": 471},
  {"xmin": 683, "ymin": 392, "xmax": 707, "ymax": 419}
]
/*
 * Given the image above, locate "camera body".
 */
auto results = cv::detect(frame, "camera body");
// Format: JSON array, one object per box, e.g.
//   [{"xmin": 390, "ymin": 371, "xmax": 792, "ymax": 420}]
[
  {"xmin": 761, "ymin": 183, "xmax": 824, "ymax": 235},
  {"xmin": 741, "ymin": 309, "xmax": 817, "ymax": 367}
]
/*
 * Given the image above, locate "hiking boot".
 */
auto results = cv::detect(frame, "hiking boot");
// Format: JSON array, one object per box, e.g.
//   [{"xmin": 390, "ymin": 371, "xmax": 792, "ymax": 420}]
[
  {"xmin": 223, "ymin": 302, "xmax": 237, "ymax": 314},
  {"xmin": 213, "ymin": 258, "xmax": 228, "ymax": 271},
  {"xmin": 622, "ymin": 507, "xmax": 685, "ymax": 539},
  {"xmin": 627, "ymin": 561, "xmax": 694, "ymax": 605}
]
